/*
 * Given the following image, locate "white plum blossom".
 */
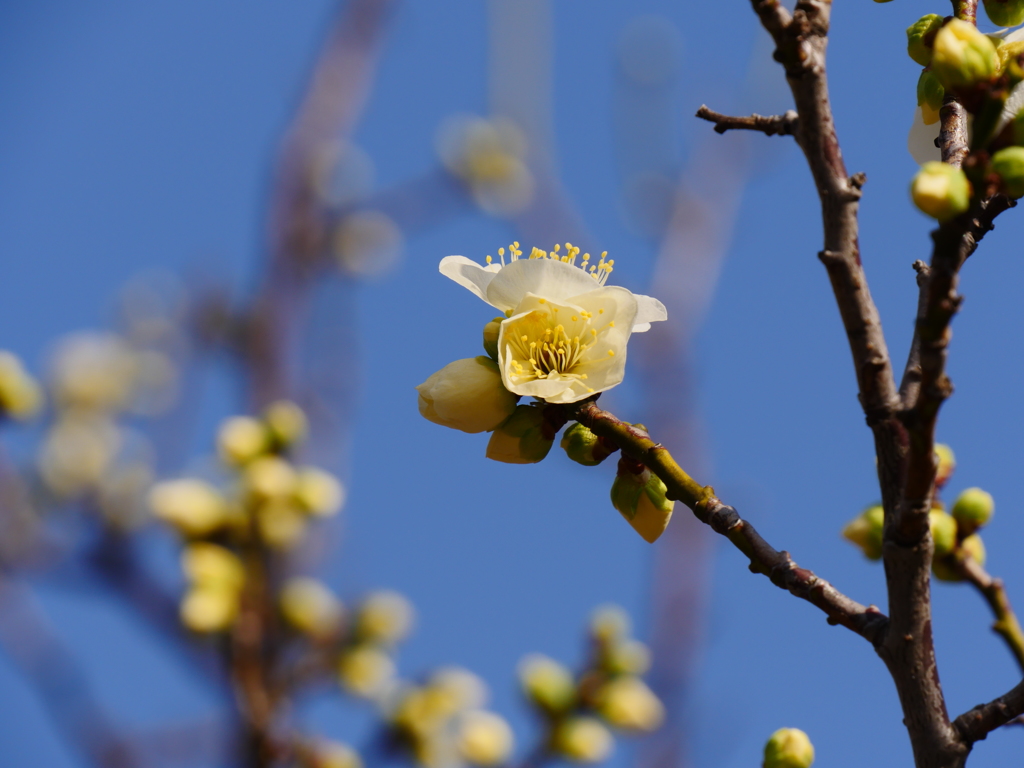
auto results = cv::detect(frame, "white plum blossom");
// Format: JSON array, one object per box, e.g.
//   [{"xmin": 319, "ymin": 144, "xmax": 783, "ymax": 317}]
[{"xmin": 439, "ymin": 243, "xmax": 667, "ymax": 405}]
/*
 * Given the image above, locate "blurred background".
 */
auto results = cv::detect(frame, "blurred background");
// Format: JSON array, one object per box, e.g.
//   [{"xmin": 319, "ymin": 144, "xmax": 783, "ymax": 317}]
[{"xmin": 1, "ymin": 0, "xmax": 1023, "ymax": 767}]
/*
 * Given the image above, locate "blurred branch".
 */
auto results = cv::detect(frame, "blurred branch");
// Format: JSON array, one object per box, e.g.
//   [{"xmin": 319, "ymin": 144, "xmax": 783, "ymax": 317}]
[
  {"xmin": 695, "ymin": 105, "xmax": 797, "ymax": 137},
  {"xmin": 0, "ymin": 574, "xmax": 144, "ymax": 768},
  {"xmin": 948, "ymin": 554, "xmax": 1024, "ymax": 672}
]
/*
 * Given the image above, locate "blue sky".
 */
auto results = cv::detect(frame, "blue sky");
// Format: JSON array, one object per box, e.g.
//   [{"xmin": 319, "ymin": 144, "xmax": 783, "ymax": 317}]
[{"xmin": 1, "ymin": 1, "xmax": 1023, "ymax": 767}]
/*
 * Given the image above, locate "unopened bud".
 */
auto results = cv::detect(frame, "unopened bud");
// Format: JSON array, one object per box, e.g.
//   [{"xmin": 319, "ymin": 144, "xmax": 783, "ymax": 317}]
[
  {"xmin": 149, "ymin": 478, "xmax": 230, "ymax": 537},
  {"xmin": 356, "ymin": 590, "xmax": 414, "ymax": 645},
  {"xmin": 294, "ymin": 467, "xmax": 346, "ymax": 517},
  {"xmin": 553, "ymin": 717, "xmax": 614, "ymax": 764},
  {"xmin": 338, "ymin": 644, "xmax": 396, "ymax": 698},
  {"xmin": 602, "ymin": 639, "xmax": 652, "ymax": 675},
  {"xmin": 456, "ymin": 710, "xmax": 514, "ymax": 766},
  {"xmin": 991, "ymin": 146, "xmax": 1024, "ymax": 198},
  {"xmin": 952, "ymin": 487, "xmax": 994, "ymax": 535},
  {"xmin": 217, "ymin": 416, "xmax": 269, "ymax": 466},
  {"xmin": 985, "ymin": 0, "xmax": 1024, "ymax": 29},
  {"xmin": 417, "ymin": 357, "xmax": 518, "ymax": 434},
  {"xmin": 589, "ymin": 604, "xmax": 631, "ymax": 643},
  {"xmin": 180, "ymin": 585, "xmax": 240, "ymax": 633},
  {"xmin": 264, "ymin": 400, "xmax": 308, "ymax": 449},
  {"xmin": 596, "ymin": 677, "xmax": 664, "ymax": 733},
  {"xmin": 280, "ymin": 577, "xmax": 344, "ymax": 639},
  {"xmin": 609, "ymin": 462, "xmax": 674, "ymax": 543},
  {"xmin": 561, "ymin": 423, "xmax": 615, "ymax": 466},
  {"xmin": 911, "ymin": 162, "xmax": 972, "ymax": 222},
  {"xmin": 764, "ymin": 728, "xmax": 814, "ymax": 768},
  {"xmin": 917, "ymin": 70, "xmax": 946, "ymax": 126},
  {"xmin": 842, "ymin": 504, "xmax": 884, "ymax": 561},
  {"xmin": 482, "ymin": 317, "xmax": 503, "ymax": 361},
  {"xmin": 935, "ymin": 444, "xmax": 956, "ymax": 489},
  {"xmin": 934, "ymin": 532, "xmax": 987, "ymax": 582},
  {"xmin": 929, "ymin": 508, "xmax": 958, "ymax": 557},
  {"xmin": 430, "ymin": 666, "xmax": 489, "ymax": 710},
  {"xmin": 518, "ymin": 654, "xmax": 576, "ymax": 715},
  {"xmin": 486, "ymin": 405, "xmax": 555, "ymax": 464},
  {"xmin": 244, "ymin": 456, "xmax": 298, "ymax": 500},
  {"xmin": 181, "ymin": 542, "xmax": 245, "ymax": 591},
  {"xmin": 907, "ymin": 15, "xmax": 945, "ymax": 67},
  {"xmin": 931, "ymin": 19, "xmax": 999, "ymax": 91},
  {"xmin": 256, "ymin": 500, "xmax": 308, "ymax": 549},
  {"xmin": 0, "ymin": 351, "xmax": 43, "ymax": 421}
]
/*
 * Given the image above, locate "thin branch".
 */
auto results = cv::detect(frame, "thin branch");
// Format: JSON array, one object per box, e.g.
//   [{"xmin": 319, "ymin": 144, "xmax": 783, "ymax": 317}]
[
  {"xmin": 954, "ymin": 677, "xmax": 1024, "ymax": 744},
  {"xmin": 939, "ymin": 97, "xmax": 970, "ymax": 168},
  {"xmin": 570, "ymin": 400, "xmax": 889, "ymax": 645},
  {"xmin": 899, "ymin": 261, "xmax": 931, "ymax": 409},
  {"xmin": 944, "ymin": 553, "xmax": 1024, "ymax": 673},
  {"xmin": 695, "ymin": 105, "xmax": 797, "ymax": 137}
]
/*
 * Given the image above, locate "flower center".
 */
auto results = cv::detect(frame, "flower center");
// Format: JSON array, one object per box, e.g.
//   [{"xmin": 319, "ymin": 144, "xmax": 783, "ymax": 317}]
[{"xmin": 484, "ymin": 241, "xmax": 616, "ymax": 286}]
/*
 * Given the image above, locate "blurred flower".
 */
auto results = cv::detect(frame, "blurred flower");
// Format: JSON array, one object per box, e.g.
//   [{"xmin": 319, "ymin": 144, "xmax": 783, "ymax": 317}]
[
  {"xmin": 97, "ymin": 462, "xmax": 155, "ymax": 530},
  {"xmin": 553, "ymin": 717, "xmax": 614, "ymax": 763},
  {"xmin": 264, "ymin": 400, "xmax": 309, "ymax": 449},
  {"xmin": 437, "ymin": 115, "xmax": 534, "ymax": 216},
  {"xmin": 243, "ymin": 456, "xmax": 298, "ymax": 501},
  {"xmin": 294, "ymin": 467, "xmax": 346, "ymax": 517},
  {"xmin": 218, "ymin": 416, "xmax": 270, "ymax": 466},
  {"xmin": 280, "ymin": 577, "xmax": 345, "ymax": 639},
  {"xmin": 333, "ymin": 210, "xmax": 403, "ymax": 278},
  {"xmin": 49, "ymin": 333, "xmax": 138, "ymax": 412},
  {"xmin": 518, "ymin": 654, "xmax": 575, "ymax": 715},
  {"xmin": 179, "ymin": 543, "xmax": 245, "ymax": 633},
  {"xmin": 38, "ymin": 413, "xmax": 121, "ymax": 497},
  {"xmin": 256, "ymin": 499, "xmax": 308, "ymax": 549},
  {"xmin": 356, "ymin": 590, "xmax": 414, "ymax": 645},
  {"xmin": 310, "ymin": 140, "xmax": 375, "ymax": 207},
  {"xmin": 338, "ymin": 644, "xmax": 397, "ymax": 699},
  {"xmin": 455, "ymin": 711, "xmax": 514, "ymax": 766},
  {"xmin": 595, "ymin": 676, "xmax": 664, "ymax": 732},
  {"xmin": 180, "ymin": 585, "xmax": 240, "ymax": 633},
  {"xmin": 149, "ymin": 478, "xmax": 231, "ymax": 537}
]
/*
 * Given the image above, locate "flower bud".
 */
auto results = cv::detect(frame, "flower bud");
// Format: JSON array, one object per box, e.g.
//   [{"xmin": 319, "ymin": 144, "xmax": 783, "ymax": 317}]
[
  {"xmin": 181, "ymin": 542, "xmax": 245, "ymax": 591},
  {"xmin": 931, "ymin": 20, "xmax": 999, "ymax": 91},
  {"xmin": 217, "ymin": 416, "xmax": 269, "ymax": 466},
  {"xmin": 338, "ymin": 644, "xmax": 397, "ymax": 699},
  {"xmin": 596, "ymin": 676, "xmax": 664, "ymax": 733},
  {"xmin": 842, "ymin": 504, "xmax": 884, "ymax": 561},
  {"xmin": 590, "ymin": 604, "xmax": 631, "ymax": 643},
  {"xmin": 917, "ymin": 70, "xmax": 946, "ymax": 126},
  {"xmin": 951, "ymin": 487, "xmax": 995, "ymax": 535},
  {"xmin": 482, "ymin": 317, "xmax": 503, "ymax": 361},
  {"xmin": 456, "ymin": 710, "xmax": 515, "ymax": 766},
  {"xmin": 602, "ymin": 639, "xmax": 651, "ymax": 675},
  {"xmin": 518, "ymin": 654, "xmax": 576, "ymax": 715},
  {"xmin": 561, "ymin": 423, "xmax": 616, "ymax": 466},
  {"xmin": 429, "ymin": 666, "xmax": 489, "ymax": 710},
  {"xmin": 417, "ymin": 357, "xmax": 518, "ymax": 434},
  {"xmin": 554, "ymin": 718, "xmax": 614, "ymax": 763},
  {"xmin": 991, "ymin": 146, "xmax": 1024, "ymax": 197},
  {"xmin": 907, "ymin": 15, "xmax": 945, "ymax": 67},
  {"xmin": 149, "ymin": 478, "xmax": 230, "ymax": 537},
  {"xmin": 294, "ymin": 467, "xmax": 346, "ymax": 517},
  {"xmin": 356, "ymin": 590, "xmax": 414, "ymax": 645},
  {"xmin": 984, "ymin": 0, "xmax": 1024, "ymax": 29},
  {"xmin": 935, "ymin": 443, "xmax": 956, "ymax": 489},
  {"xmin": 911, "ymin": 162, "xmax": 972, "ymax": 222},
  {"xmin": 929, "ymin": 508, "xmax": 958, "ymax": 558},
  {"xmin": 933, "ymin": 532, "xmax": 987, "ymax": 581},
  {"xmin": 180, "ymin": 585, "xmax": 240, "ymax": 633},
  {"xmin": 0, "ymin": 351, "xmax": 43, "ymax": 421},
  {"xmin": 610, "ymin": 462, "xmax": 674, "ymax": 543},
  {"xmin": 244, "ymin": 456, "xmax": 298, "ymax": 501},
  {"xmin": 264, "ymin": 400, "xmax": 308, "ymax": 449},
  {"xmin": 486, "ymin": 405, "xmax": 554, "ymax": 464},
  {"xmin": 763, "ymin": 728, "xmax": 814, "ymax": 768},
  {"xmin": 280, "ymin": 577, "xmax": 344, "ymax": 639}
]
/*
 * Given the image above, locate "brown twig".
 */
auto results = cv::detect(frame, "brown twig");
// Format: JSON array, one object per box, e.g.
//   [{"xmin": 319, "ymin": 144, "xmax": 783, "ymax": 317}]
[
  {"xmin": 954, "ymin": 677, "xmax": 1024, "ymax": 745},
  {"xmin": 571, "ymin": 400, "xmax": 889, "ymax": 644},
  {"xmin": 695, "ymin": 105, "xmax": 798, "ymax": 137}
]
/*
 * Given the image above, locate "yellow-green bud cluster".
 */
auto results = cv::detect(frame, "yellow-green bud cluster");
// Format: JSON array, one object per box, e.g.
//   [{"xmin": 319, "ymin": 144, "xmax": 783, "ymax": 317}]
[
  {"xmin": 763, "ymin": 728, "xmax": 815, "ymax": 768},
  {"xmin": 179, "ymin": 543, "xmax": 245, "ymax": 633},
  {"xmin": 280, "ymin": 577, "xmax": 345, "ymax": 640},
  {"xmin": 337, "ymin": 591, "xmax": 415, "ymax": 700},
  {"xmin": 907, "ymin": 15, "xmax": 945, "ymax": 67},
  {"xmin": 951, "ymin": 487, "xmax": 995, "ymax": 536},
  {"xmin": 560, "ymin": 423, "xmax": 616, "ymax": 466},
  {"xmin": 486, "ymin": 404, "xmax": 557, "ymax": 464},
  {"xmin": 935, "ymin": 443, "xmax": 956, "ymax": 489},
  {"xmin": 911, "ymin": 162, "xmax": 972, "ymax": 222},
  {"xmin": 931, "ymin": 20, "xmax": 999, "ymax": 92},
  {"xmin": 842, "ymin": 504, "xmax": 884, "ymax": 561},
  {"xmin": 929, "ymin": 506, "xmax": 958, "ymax": 558},
  {"xmin": 984, "ymin": 0, "xmax": 1024, "ymax": 28},
  {"xmin": 610, "ymin": 460, "xmax": 674, "ymax": 543},
  {"xmin": 990, "ymin": 146, "xmax": 1024, "ymax": 198}
]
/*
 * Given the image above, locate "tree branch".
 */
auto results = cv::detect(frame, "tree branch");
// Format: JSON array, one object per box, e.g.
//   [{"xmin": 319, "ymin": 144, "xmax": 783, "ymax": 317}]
[
  {"xmin": 954, "ymin": 677, "xmax": 1024, "ymax": 745},
  {"xmin": 694, "ymin": 105, "xmax": 797, "ymax": 137},
  {"xmin": 570, "ymin": 400, "xmax": 889, "ymax": 645}
]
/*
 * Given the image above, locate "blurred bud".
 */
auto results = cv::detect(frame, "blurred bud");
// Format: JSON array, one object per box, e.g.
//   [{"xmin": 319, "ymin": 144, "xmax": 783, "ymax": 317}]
[
  {"xmin": 218, "ymin": 416, "xmax": 269, "ymax": 466},
  {"xmin": 182, "ymin": 542, "xmax": 245, "ymax": 590},
  {"xmin": 935, "ymin": 444, "xmax": 956, "ymax": 489},
  {"xmin": 933, "ymin": 532, "xmax": 987, "ymax": 581},
  {"xmin": 295, "ymin": 468, "xmax": 346, "ymax": 517},
  {"xmin": 257, "ymin": 500, "xmax": 308, "ymax": 549},
  {"xmin": 985, "ymin": 0, "xmax": 1024, "ymax": 28},
  {"xmin": 929, "ymin": 509, "xmax": 958, "ymax": 557},
  {"xmin": 907, "ymin": 15, "xmax": 945, "ymax": 67},
  {"xmin": 486, "ymin": 405, "xmax": 554, "ymax": 464},
  {"xmin": 417, "ymin": 357, "xmax": 518, "ymax": 434},
  {"xmin": 763, "ymin": 728, "xmax": 814, "ymax": 768},
  {"xmin": 917, "ymin": 70, "xmax": 946, "ymax": 126},
  {"xmin": 306, "ymin": 741, "xmax": 363, "ymax": 768},
  {"xmin": 456, "ymin": 711, "xmax": 514, "ymax": 766},
  {"xmin": 951, "ymin": 487, "xmax": 995, "ymax": 535},
  {"xmin": 264, "ymin": 400, "xmax": 308, "ymax": 449},
  {"xmin": 97, "ymin": 462, "xmax": 154, "ymax": 530},
  {"xmin": 482, "ymin": 318, "xmax": 502, "ymax": 361},
  {"xmin": 49, "ymin": 333, "xmax": 137, "ymax": 413},
  {"xmin": 596, "ymin": 676, "xmax": 664, "ymax": 733},
  {"xmin": 280, "ymin": 577, "xmax": 344, "ymax": 639},
  {"xmin": 991, "ymin": 146, "xmax": 1024, "ymax": 197},
  {"xmin": 39, "ymin": 414, "xmax": 120, "ymax": 496},
  {"xmin": 333, "ymin": 210, "xmax": 403, "ymax": 278},
  {"xmin": 391, "ymin": 685, "xmax": 458, "ymax": 737},
  {"xmin": 553, "ymin": 717, "xmax": 614, "ymax": 764},
  {"xmin": 356, "ymin": 590, "xmax": 414, "ymax": 645},
  {"xmin": 842, "ymin": 504, "xmax": 885, "ymax": 561},
  {"xmin": 931, "ymin": 20, "xmax": 999, "ymax": 91},
  {"xmin": 0, "ymin": 351, "xmax": 43, "ymax": 420},
  {"xmin": 911, "ymin": 162, "xmax": 972, "ymax": 222},
  {"xmin": 244, "ymin": 456, "xmax": 298, "ymax": 501},
  {"xmin": 561, "ymin": 423, "xmax": 615, "ymax": 466},
  {"xmin": 430, "ymin": 667, "xmax": 489, "ymax": 711},
  {"xmin": 180, "ymin": 586, "xmax": 240, "ymax": 633},
  {"xmin": 150, "ymin": 478, "xmax": 230, "ymax": 537},
  {"xmin": 609, "ymin": 462, "xmax": 674, "ymax": 543},
  {"xmin": 518, "ymin": 654, "xmax": 576, "ymax": 715},
  {"xmin": 338, "ymin": 645, "xmax": 397, "ymax": 698},
  {"xmin": 603, "ymin": 639, "xmax": 652, "ymax": 676},
  {"xmin": 590, "ymin": 604, "xmax": 631, "ymax": 643}
]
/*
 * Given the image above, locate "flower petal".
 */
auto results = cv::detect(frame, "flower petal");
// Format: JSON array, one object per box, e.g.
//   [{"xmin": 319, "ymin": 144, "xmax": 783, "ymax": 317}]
[
  {"xmin": 486, "ymin": 258, "xmax": 600, "ymax": 312},
  {"xmin": 1001, "ymin": 81, "xmax": 1024, "ymax": 130},
  {"xmin": 908, "ymin": 107, "xmax": 941, "ymax": 165},
  {"xmin": 439, "ymin": 256, "xmax": 499, "ymax": 305},
  {"xmin": 631, "ymin": 294, "xmax": 667, "ymax": 333}
]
